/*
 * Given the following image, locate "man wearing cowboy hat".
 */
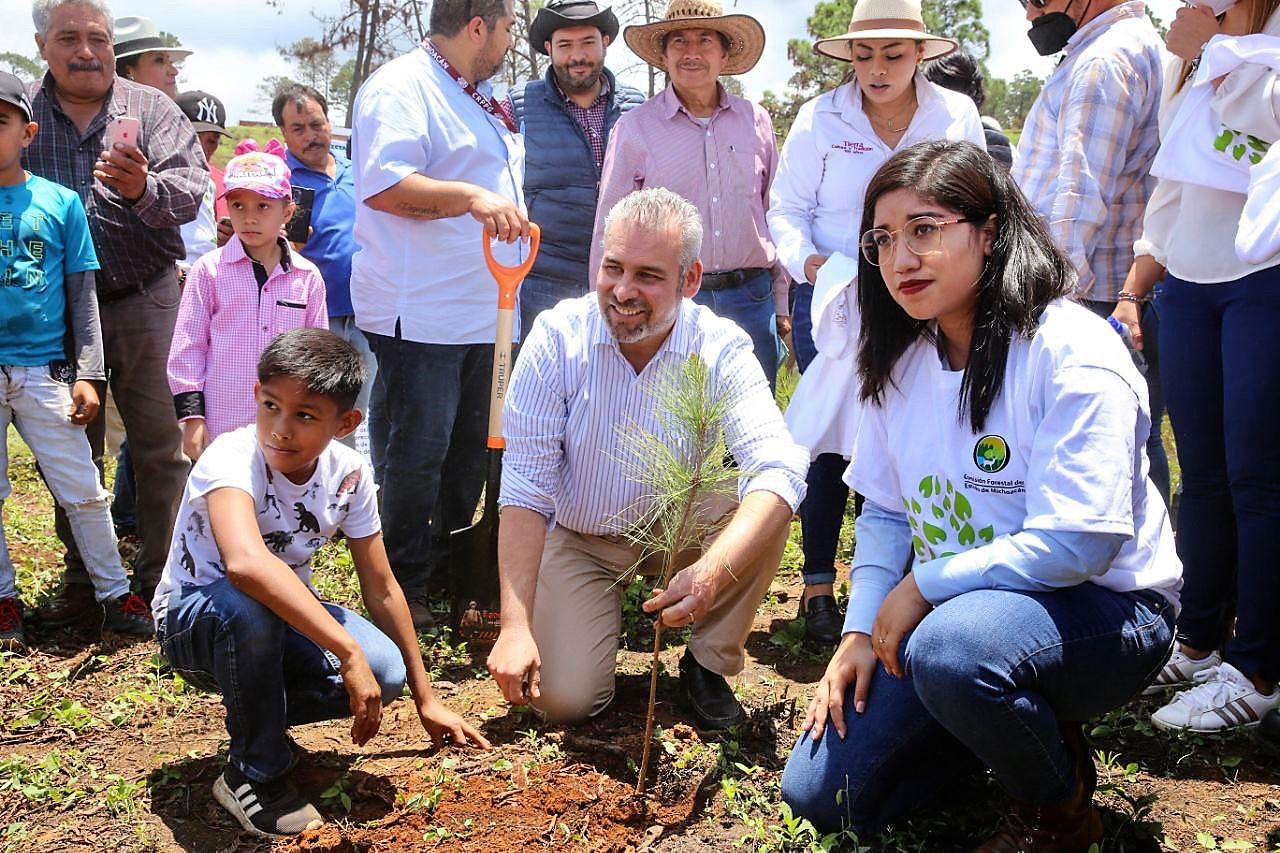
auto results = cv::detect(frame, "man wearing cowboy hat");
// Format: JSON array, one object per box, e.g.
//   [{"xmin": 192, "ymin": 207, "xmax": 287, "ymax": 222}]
[
  {"xmin": 590, "ymin": 0, "xmax": 788, "ymax": 392},
  {"xmin": 24, "ymin": 0, "xmax": 207, "ymax": 630},
  {"xmin": 509, "ymin": 0, "xmax": 644, "ymax": 336}
]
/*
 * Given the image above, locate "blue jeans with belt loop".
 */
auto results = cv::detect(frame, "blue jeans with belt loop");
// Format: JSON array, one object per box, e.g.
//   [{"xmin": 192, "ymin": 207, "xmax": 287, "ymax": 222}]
[
  {"xmin": 158, "ymin": 578, "xmax": 407, "ymax": 782},
  {"xmin": 693, "ymin": 267, "xmax": 780, "ymax": 394},
  {"xmin": 781, "ymin": 584, "xmax": 1175, "ymax": 834}
]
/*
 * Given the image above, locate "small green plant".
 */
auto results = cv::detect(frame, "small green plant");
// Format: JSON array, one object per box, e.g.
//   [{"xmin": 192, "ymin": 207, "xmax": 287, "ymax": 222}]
[
  {"xmin": 320, "ymin": 775, "xmax": 354, "ymax": 813},
  {"xmin": 102, "ymin": 774, "xmax": 147, "ymax": 818}
]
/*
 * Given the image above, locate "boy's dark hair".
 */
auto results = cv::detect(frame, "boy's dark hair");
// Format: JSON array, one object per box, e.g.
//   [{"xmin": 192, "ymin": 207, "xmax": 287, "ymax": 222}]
[
  {"xmin": 430, "ymin": 0, "xmax": 509, "ymax": 37},
  {"xmin": 272, "ymin": 83, "xmax": 328, "ymax": 127},
  {"xmin": 857, "ymin": 140, "xmax": 1074, "ymax": 433},
  {"xmin": 922, "ymin": 49, "xmax": 986, "ymax": 111},
  {"xmin": 257, "ymin": 329, "xmax": 367, "ymax": 413}
]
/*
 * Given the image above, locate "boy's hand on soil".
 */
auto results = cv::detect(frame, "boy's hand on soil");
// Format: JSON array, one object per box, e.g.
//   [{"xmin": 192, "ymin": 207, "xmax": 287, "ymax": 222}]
[
  {"xmin": 643, "ymin": 563, "xmax": 720, "ymax": 628},
  {"xmin": 68, "ymin": 380, "xmax": 99, "ymax": 424},
  {"xmin": 487, "ymin": 627, "xmax": 541, "ymax": 705},
  {"xmin": 341, "ymin": 652, "xmax": 383, "ymax": 746},
  {"xmin": 417, "ymin": 697, "xmax": 492, "ymax": 750}
]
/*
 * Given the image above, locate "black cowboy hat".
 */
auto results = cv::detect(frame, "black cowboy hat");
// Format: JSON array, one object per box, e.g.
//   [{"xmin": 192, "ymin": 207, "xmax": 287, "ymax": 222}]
[{"xmin": 529, "ymin": 0, "xmax": 620, "ymax": 56}]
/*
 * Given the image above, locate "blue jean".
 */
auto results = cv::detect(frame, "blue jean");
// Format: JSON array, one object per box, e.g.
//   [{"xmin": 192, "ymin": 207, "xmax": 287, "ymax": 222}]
[
  {"xmin": 693, "ymin": 268, "xmax": 779, "ymax": 393},
  {"xmin": 519, "ymin": 274, "xmax": 585, "ymax": 344},
  {"xmin": 781, "ymin": 584, "xmax": 1175, "ymax": 834},
  {"xmin": 1159, "ymin": 268, "xmax": 1280, "ymax": 683},
  {"xmin": 365, "ymin": 333, "xmax": 491, "ymax": 598},
  {"xmin": 158, "ymin": 578, "xmax": 407, "ymax": 782},
  {"xmin": 791, "ymin": 281, "xmax": 851, "ymax": 587},
  {"xmin": 328, "ymin": 315, "xmax": 378, "ymax": 452},
  {"xmin": 1082, "ymin": 299, "xmax": 1170, "ymax": 506}
]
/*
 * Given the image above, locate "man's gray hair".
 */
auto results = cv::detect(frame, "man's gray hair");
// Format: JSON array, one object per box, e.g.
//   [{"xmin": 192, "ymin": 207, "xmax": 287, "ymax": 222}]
[
  {"xmin": 602, "ymin": 188, "xmax": 704, "ymax": 278},
  {"xmin": 33, "ymin": 0, "xmax": 113, "ymax": 37}
]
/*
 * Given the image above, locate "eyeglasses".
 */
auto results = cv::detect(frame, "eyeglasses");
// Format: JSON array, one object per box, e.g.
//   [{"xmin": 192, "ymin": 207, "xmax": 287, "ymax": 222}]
[
  {"xmin": 1017, "ymin": 0, "xmax": 1050, "ymax": 9},
  {"xmin": 860, "ymin": 216, "xmax": 978, "ymax": 266}
]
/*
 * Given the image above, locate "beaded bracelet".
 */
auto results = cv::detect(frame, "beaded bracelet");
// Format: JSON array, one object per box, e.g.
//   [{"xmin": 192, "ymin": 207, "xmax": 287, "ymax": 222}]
[{"xmin": 1117, "ymin": 291, "xmax": 1148, "ymax": 304}]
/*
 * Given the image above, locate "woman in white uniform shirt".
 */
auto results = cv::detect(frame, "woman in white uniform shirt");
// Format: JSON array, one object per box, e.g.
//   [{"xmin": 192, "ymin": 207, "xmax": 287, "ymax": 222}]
[
  {"xmin": 781, "ymin": 141, "xmax": 1181, "ymax": 850},
  {"xmin": 1112, "ymin": 0, "xmax": 1280, "ymax": 735},
  {"xmin": 766, "ymin": 0, "xmax": 985, "ymax": 646}
]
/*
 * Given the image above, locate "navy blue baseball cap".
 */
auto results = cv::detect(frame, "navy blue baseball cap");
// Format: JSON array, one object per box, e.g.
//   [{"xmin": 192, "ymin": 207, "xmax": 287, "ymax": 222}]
[{"xmin": 0, "ymin": 71, "xmax": 32, "ymax": 122}]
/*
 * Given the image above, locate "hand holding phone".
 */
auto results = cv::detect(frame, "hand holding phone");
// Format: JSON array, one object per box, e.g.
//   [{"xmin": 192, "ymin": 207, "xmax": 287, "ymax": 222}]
[{"xmin": 286, "ymin": 186, "xmax": 316, "ymax": 245}]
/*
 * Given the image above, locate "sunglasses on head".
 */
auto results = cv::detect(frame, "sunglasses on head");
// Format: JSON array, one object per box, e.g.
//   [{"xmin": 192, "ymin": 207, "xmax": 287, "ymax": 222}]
[{"xmin": 1017, "ymin": 0, "xmax": 1050, "ymax": 8}]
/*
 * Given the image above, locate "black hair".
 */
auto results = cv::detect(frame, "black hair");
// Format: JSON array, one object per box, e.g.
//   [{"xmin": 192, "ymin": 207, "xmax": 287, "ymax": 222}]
[
  {"xmin": 921, "ymin": 49, "xmax": 985, "ymax": 110},
  {"xmin": 257, "ymin": 328, "xmax": 366, "ymax": 413},
  {"xmin": 429, "ymin": 0, "xmax": 510, "ymax": 37},
  {"xmin": 857, "ymin": 140, "xmax": 1074, "ymax": 433},
  {"xmin": 661, "ymin": 29, "xmax": 732, "ymax": 54},
  {"xmin": 115, "ymin": 54, "xmax": 142, "ymax": 78},
  {"xmin": 272, "ymin": 83, "xmax": 328, "ymax": 127}
]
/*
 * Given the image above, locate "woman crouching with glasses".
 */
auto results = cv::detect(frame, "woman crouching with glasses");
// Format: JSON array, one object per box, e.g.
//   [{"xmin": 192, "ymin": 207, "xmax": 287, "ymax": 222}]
[{"xmin": 781, "ymin": 140, "xmax": 1182, "ymax": 851}]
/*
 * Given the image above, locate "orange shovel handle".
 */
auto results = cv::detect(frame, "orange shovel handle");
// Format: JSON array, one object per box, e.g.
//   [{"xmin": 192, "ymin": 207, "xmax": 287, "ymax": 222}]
[{"xmin": 483, "ymin": 223, "xmax": 541, "ymax": 310}]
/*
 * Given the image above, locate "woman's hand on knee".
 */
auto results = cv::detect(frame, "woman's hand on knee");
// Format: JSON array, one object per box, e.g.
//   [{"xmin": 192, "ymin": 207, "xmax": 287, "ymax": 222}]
[
  {"xmin": 804, "ymin": 632, "xmax": 876, "ymax": 742},
  {"xmin": 871, "ymin": 575, "xmax": 931, "ymax": 679}
]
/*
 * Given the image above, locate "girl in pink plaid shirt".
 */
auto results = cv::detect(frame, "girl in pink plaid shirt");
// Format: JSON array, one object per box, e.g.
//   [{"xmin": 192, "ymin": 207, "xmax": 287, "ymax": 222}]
[{"xmin": 167, "ymin": 151, "xmax": 328, "ymax": 460}]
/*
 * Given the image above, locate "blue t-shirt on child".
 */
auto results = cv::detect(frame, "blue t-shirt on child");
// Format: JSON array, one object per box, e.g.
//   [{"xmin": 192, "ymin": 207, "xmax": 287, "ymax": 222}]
[{"xmin": 0, "ymin": 174, "xmax": 99, "ymax": 366}]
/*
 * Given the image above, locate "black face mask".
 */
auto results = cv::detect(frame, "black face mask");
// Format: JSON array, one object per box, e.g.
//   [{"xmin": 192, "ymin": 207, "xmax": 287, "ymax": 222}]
[
  {"xmin": 1026, "ymin": 0, "xmax": 1092, "ymax": 56},
  {"xmin": 1027, "ymin": 12, "xmax": 1078, "ymax": 55}
]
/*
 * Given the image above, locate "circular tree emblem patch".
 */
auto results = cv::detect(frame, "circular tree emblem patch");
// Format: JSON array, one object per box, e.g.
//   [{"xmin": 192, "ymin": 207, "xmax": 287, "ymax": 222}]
[{"xmin": 974, "ymin": 435, "xmax": 1010, "ymax": 473}]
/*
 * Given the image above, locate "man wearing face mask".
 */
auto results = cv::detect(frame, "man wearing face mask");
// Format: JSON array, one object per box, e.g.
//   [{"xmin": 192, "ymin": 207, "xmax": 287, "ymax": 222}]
[{"xmin": 1012, "ymin": 0, "xmax": 1164, "ymax": 315}]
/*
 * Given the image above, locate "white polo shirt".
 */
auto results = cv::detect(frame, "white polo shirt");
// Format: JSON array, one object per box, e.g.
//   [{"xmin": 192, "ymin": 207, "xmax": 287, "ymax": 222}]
[{"xmin": 350, "ymin": 46, "xmax": 526, "ymax": 344}]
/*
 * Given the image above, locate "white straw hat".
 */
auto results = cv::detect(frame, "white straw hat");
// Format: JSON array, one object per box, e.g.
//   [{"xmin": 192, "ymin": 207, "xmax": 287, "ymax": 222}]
[
  {"xmin": 814, "ymin": 0, "xmax": 958, "ymax": 63},
  {"xmin": 623, "ymin": 0, "xmax": 766, "ymax": 76}
]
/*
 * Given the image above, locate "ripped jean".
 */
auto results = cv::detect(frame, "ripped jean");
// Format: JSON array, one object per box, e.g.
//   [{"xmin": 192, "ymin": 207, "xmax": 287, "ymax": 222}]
[{"xmin": 0, "ymin": 365, "xmax": 130, "ymax": 602}]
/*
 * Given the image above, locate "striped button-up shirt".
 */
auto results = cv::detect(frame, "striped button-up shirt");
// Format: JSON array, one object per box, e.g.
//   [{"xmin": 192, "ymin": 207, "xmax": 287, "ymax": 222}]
[
  {"xmin": 167, "ymin": 236, "xmax": 328, "ymax": 439},
  {"xmin": 591, "ymin": 85, "xmax": 788, "ymax": 315},
  {"xmin": 24, "ymin": 74, "xmax": 208, "ymax": 299},
  {"xmin": 1011, "ymin": 2, "xmax": 1164, "ymax": 303},
  {"xmin": 498, "ymin": 295, "xmax": 808, "ymax": 534}
]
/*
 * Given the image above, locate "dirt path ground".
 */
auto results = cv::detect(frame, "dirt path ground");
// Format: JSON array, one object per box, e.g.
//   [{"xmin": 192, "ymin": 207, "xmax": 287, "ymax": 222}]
[{"xmin": 2, "ymin": 435, "xmax": 1277, "ymax": 852}]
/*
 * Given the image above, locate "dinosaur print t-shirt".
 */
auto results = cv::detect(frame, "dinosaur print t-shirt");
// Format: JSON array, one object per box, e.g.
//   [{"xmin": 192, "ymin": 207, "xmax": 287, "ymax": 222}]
[{"xmin": 151, "ymin": 426, "xmax": 380, "ymax": 621}]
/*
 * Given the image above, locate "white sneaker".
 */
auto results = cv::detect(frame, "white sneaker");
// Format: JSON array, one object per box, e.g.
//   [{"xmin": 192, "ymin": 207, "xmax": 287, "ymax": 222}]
[
  {"xmin": 1142, "ymin": 648, "xmax": 1222, "ymax": 695},
  {"xmin": 1150, "ymin": 661, "xmax": 1280, "ymax": 733}
]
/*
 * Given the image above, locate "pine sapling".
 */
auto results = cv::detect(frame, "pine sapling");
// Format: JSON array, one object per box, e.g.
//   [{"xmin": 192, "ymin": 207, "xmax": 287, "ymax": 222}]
[{"xmin": 611, "ymin": 354, "xmax": 742, "ymax": 793}]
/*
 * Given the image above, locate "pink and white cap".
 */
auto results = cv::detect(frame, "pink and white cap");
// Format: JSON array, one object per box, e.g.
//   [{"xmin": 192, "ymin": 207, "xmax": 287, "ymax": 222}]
[{"xmin": 219, "ymin": 151, "xmax": 292, "ymax": 200}]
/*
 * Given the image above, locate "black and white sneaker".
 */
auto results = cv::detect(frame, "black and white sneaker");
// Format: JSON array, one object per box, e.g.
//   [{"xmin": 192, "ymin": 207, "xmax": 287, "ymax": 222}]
[{"xmin": 212, "ymin": 763, "xmax": 323, "ymax": 837}]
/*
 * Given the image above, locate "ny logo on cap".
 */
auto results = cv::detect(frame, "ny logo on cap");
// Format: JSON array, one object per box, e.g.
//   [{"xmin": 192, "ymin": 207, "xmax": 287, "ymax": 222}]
[{"xmin": 196, "ymin": 97, "xmax": 221, "ymax": 125}]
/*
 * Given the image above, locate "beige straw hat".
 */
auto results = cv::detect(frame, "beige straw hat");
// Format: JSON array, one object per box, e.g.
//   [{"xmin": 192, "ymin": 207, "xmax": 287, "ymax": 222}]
[
  {"xmin": 623, "ymin": 0, "xmax": 766, "ymax": 76},
  {"xmin": 814, "ymin": 0, "xmax": 958, "ymax": 63}
]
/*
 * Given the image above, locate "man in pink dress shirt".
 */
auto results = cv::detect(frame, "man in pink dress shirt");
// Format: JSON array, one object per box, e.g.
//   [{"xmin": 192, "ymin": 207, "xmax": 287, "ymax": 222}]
[{"xmin": 591, "ymin": 0, "xmax": 787, "ymax": 391}]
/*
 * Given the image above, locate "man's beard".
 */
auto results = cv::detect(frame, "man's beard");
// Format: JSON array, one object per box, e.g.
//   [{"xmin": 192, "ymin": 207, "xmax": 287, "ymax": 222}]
[
  {"xmin": 553, "ymin": 60, "xmax": 605, "ymax": 93},
  {"xmin": 473, "ymin": 53, "xmax": 507, "ymax": 84}
]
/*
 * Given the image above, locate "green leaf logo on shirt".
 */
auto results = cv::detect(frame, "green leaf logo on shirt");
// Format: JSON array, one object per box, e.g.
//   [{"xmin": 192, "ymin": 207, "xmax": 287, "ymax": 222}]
[{"xmin": 903, "ymin": 476, "xmax": 994, "ymax": 560}]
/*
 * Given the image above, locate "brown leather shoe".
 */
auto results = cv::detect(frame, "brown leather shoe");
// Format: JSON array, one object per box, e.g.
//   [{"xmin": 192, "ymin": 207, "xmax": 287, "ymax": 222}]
[
  {"xmin": 33, "ymin": 584, "xmax": 97, "ymax": 627},
  {"xmin": 973, "ymin": 722, "xmax": 1103, "ymax": 853}
]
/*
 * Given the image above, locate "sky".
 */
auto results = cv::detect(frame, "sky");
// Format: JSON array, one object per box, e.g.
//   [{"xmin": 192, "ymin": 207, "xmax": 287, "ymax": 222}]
[{"xmin": 0, "ymin": 0, "xmax": 1183, "ymax": 127}]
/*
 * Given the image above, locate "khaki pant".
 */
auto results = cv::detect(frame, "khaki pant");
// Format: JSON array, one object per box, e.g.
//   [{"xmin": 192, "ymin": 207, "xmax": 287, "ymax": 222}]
[{"xmin": 530, "ymin": 501, "xmax": 788, "ymax": 723}]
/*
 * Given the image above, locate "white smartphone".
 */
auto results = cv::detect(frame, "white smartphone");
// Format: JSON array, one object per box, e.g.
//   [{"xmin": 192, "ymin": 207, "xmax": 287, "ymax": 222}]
[{"xmin": 103, "ymin": 116, "xmax": 140, "ymax": 150}]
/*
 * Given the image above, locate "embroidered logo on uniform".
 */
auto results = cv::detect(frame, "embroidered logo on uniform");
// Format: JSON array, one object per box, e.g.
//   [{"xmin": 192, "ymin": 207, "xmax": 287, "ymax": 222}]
[
  {"xmin": 832, "ymin": 141, "xmax": 874, "ymax": 154},
  {"xmin": 974, "ymin": 435, "xmax": 1010, "ymax": 474}
]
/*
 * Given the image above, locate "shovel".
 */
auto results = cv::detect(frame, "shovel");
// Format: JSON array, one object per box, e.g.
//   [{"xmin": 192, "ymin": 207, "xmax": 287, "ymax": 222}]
[{"xmin": 449, "ymin": 224, "xmax": 541, "ymax": 644}]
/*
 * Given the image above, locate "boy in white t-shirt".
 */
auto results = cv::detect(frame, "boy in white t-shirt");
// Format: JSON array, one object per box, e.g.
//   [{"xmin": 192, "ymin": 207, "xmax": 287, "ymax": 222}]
[{"xmin": 152, "ymin": 328, "xmax": 488, "ymax": 838}]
